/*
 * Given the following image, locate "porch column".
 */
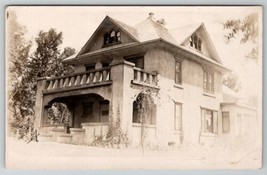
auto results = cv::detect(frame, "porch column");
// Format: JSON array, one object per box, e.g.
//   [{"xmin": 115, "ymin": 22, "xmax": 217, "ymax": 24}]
[
  {"xmin": 110, "ymin": 57, "xmax": 135, "ymax": 131},
  {"xmin": 34, "ymin": 77, "xmax": 47, "ymax": 131}
]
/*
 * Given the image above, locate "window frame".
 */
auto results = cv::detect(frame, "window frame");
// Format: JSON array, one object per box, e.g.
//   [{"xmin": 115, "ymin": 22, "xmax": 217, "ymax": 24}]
[
  {"xmin": 174, "ymin": 102, "xmax": 182, "ymax": 132},
  {"xmin": 201, "ymin": 108, "xmax": 218, "ymax": 134},
  {"xmin": 190, "ymin": 34, "xmax": 202, "ymax": 51},
  {"xmin": 85, "ymin": 63, "xmax": 96, "ymax": 71},
  {"xmin": 222, "ymin": 111, "xmax": 230, "ymax": 133},
  {"xmin": 175, "ymin": 60, "xmax": 182, "ymax": 85},
  {"xmin": 203, "ymin": 70, "xmax": 214, "ymax": 94},
  {"xmin": 124, "ymin": 54, "xmax": 145, "ymax": 69},
  {"xmin": 103, "ymin": 29, "xmax": 122, "ymax": 47}
]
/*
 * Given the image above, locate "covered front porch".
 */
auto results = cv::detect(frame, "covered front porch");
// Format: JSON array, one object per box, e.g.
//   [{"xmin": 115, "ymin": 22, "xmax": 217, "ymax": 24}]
[{"xmin": 38, "ymin": 91, "xmax": 111, "ymax": 145}]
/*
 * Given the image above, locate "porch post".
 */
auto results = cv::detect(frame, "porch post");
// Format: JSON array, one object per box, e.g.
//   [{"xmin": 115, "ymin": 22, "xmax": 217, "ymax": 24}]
[
  {"xmin": 110, "ymin": 58, "xmax": 135, "ymax": 131},
  {"xmin": 34, "ymin": 77, "xmax": 47, "ymax": 132}
]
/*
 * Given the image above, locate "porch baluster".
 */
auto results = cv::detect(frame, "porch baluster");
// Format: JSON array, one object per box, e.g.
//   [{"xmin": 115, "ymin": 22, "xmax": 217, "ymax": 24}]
[
  {"xmin": 63, "ymin": 77, "xmax": 69, "ymax": 87},
  {"xmin": 59, "ymin": 78, "xmax": 64, "ymax": 88},
  {"xmin": 69, "ymin": 76, "xmax": 75, "ymax": 87},
  {"xmin": 47, "ymin": 80, "xmax": 53, "ymax": 90},
  {"xmin": 52, "ymin": 79, "xmax": 58, "ymax": 89},
  {"xmin": 74, "ymin": 75, "xmax": 81, "ymax": 86},
  {"xmin": 81, "ymin": 74, "xmax": 87, "ymax": 85},
  {"xmin": 106, "ymin": 71, "xmax": 110, "ymax": 81}
]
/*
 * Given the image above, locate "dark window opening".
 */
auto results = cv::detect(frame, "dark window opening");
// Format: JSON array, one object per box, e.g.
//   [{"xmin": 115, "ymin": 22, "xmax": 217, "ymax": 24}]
[
  {"xmin": 132, "ymin": 94, "xmax": 156, "ymax": 125},
  {"xmin": 103, "ymin": 30, "xmax": 121, "ymax": 46},
  {"xmin": 85, "ymin": 64, "xmax": 95, "ymax": 71},
  {"xmin": 100, "ymin": 100, "xmax": 109, "ymax": 122},
  {"xmin": 190, "ymin": 34, "xmax": 202, "ymax": 51},
  {"xmin": 102, "ymin": 62, "xmax": 110, "ymax": 68},
  {"xmin": 125, "ymin": 55, "xmax": 144, "ymax": 69},
  {"xmin": 175, "ymin": 61, "xmax": 182, "ymax": 84}
]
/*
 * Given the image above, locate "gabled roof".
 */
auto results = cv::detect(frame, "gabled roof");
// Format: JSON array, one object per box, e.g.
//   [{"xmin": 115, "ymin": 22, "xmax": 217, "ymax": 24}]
[
  {"xmin": 169, "ymin": 23, "xmax": 203, "ymax": 45},
  {"xmin": 67, "ymin": 14, "xmax": 225, "ymax": 68},
  {"xmin": 77, "ymin": 16, "xmax": 139, "ymax": 56},
  {"xmin": 169, "ymin": 23, "xmax": 222, "ymax": 64}
]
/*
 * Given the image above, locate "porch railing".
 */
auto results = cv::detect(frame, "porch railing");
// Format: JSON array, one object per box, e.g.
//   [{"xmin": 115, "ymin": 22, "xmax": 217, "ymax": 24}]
[
  {"xmin": 45, "ymin": 67, "xmax": 111, "ymax": 92},
  {"xmin": 132, "ymin": 67, "xmax": 158, "ymax": 87}
]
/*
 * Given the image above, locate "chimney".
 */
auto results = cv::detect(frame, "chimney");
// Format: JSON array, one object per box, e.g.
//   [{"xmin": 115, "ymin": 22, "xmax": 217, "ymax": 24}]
[{"xmin": 148, "ymin": 12, "xmax": 154, "ymax": 18}]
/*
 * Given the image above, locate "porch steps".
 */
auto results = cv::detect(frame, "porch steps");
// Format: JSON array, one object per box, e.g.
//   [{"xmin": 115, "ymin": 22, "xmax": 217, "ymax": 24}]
[{"xmin": 51, "ymin": 128, "xmax": 65, "ymax": 142}]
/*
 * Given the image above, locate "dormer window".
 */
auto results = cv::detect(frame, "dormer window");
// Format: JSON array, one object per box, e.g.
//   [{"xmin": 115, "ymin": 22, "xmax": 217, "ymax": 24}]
[
  {"xmin": 190, "ymin": 34, "xmax": 202, "ymax": 51},
  {"xmin": 103, "ymin": 30, "xmax": 121, "ymax": 46}
]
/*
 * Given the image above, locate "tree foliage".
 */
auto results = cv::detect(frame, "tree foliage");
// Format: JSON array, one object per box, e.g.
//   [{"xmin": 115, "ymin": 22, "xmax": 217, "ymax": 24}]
[
  {"xmin": 7, "ymin": 10, "xmax": 32, "ymax": 136},
  {"xmin": 223, "ymin": 13, "xmax": 259, "ymax": 60},
  {"xmin": 8, "ymin": 20, "xmax": 75, "ymax": 139},
  {"xmin": 223, "ymin": 72, "xmax": 242, "ymax": 92}
]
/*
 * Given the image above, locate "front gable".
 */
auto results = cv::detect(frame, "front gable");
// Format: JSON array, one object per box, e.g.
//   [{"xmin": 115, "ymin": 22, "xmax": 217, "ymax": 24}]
[
  {"xmin": 77, "ymin": 16, "xmax": 139, "ymax": 56},
  {"xmin": 180, "ymin": 24, "xmax": 222, "ymax": 64}
]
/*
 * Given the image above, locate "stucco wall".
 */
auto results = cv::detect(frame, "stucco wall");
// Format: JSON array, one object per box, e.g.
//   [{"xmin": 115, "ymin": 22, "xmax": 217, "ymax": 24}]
[{"xmin": 143, "ymin": 48, "xmax": 223, "ymax": 146}]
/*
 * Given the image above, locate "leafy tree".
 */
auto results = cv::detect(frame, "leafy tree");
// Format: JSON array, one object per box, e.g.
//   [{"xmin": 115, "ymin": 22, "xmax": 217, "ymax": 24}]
[
  {"xmin": 223, "ymin": 13, "xmax": 259, "ymax": 60},
  {"xmin": 222, "ymin": 13, "xmax": 260, "ymax": 93},
  {"xmin": 7, "ymin": 10, "xmax": 32, "ymax": 136},
  {"xmin": 10, "ymin": 27, "xmax": 75, "ymax": 139},
  {"xmin": 223, "ymin": 72, "xmax": 242, "ymax": 92}
]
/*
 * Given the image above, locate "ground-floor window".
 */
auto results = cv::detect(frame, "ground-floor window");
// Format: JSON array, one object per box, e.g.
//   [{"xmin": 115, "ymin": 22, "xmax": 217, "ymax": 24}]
[
  {"xmin": 201, "ymin": 108, "xmax": 218, "ymax": 134},
  {"xmin": 222, "ymin": 111, "xmax": 230, "ymax": 133},
  {"xmin": 174, "ymin": 103, "xmax": 182, "ymax": 131},
  {"xmin": 132, "ymin": 93, "xmax": 156, "ymax": 125},
  {"xmin": 100, "ymin": 100, "xmax": 109, "ymax": 122}
]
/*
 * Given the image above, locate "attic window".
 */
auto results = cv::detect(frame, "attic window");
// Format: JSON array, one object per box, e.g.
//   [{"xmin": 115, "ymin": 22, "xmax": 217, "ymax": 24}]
[
  {"xmin": 190, "ymin": 34, "xmax": 202, "ymax": 51},
  {"xmin": 103, "ymin": 30, "xmax": 121, "ymax": 46}
]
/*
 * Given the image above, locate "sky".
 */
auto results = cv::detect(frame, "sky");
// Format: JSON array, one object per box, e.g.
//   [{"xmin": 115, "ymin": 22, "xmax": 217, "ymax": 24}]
[{"xmin": 8, "ymin": 6, "xmax": 262, "ymax": 98}]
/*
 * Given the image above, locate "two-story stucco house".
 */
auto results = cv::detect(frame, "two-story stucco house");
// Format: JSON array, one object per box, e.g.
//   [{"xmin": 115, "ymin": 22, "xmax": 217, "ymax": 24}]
[{"xmin": 34, "ymin": 13, "xmax": 258, "ymax": 147}]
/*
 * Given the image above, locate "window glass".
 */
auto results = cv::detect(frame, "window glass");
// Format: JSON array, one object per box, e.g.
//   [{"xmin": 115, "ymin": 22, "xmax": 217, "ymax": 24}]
[
  {"xmin": 201, "ymin": 108, "xmax": 218, "ymax": 134},
  {"xmin": 125, "ymin": 55, "xmax": 144, "ymax": 69},
  {"xmin": 175, "ymin": 61, "xmax": 182, "ymax": 84},
  {"xmin": 190, "ymin": 34, "xmax": 202, "ymax": 51},
  {"xmin": 85, "ymin": 64, "xmax": 95, "ymax": 71},
  {"xmin": 222, "ymin": 112, "xmax": 230, "ymax": 133},
  {"xmin": 203, "ymin": 71, "xmax": 214, "ymax": 93},
  {"xmin": 100, "ymin": 101, "xmax": 109, "ymax": 122},
  {"xmin": 175, "ymin": 103, "xmax": 182, "ymax": 131},
  {"xmin": 116, "ymin": 31, "xmax": 121, "ymax": 42}
]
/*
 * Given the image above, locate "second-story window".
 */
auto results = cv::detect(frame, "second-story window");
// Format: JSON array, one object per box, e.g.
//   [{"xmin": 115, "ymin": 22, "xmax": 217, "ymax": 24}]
[
  {"xmin": 85, "ymin": 64, "xmax": 95, "ymax": 71},
  {"xmin": 175, "ymin": 61, "xmax": 182, "ymax": 84},
  {"xmin": 203, "ymin": 70, "xmax": 214, "ymax": 93},
  {"xmin": 104, "ymin": 30, "xmax": 121, "ymax": 46},
  {"xmin": 190, "ymin": 34, "xmax": 202, "ymax": 51},
  {"xmin": 125, "ymin": 55, "xmax": 144, "ymax": 69}
]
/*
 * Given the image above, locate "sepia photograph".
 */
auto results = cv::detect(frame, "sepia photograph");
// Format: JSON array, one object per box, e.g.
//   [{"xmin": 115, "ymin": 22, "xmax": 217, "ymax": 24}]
[{"xmin": 5, "ymin": 6, "xmax": 262, "ymax": 169}]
